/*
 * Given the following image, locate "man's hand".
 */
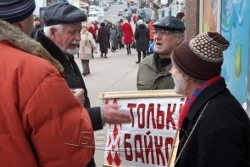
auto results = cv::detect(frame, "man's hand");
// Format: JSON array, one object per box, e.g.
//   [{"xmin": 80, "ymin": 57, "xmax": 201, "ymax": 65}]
[
  {"xmin": 102, "ymin": 104, "xmax": 131, "ymax": 124},
  {"xmin": 73, "ymin": 88, "xmax": 85, "ymax": 105}
]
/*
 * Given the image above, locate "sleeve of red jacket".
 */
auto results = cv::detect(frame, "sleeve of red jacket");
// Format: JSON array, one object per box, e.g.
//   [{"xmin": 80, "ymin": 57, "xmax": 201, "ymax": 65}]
[{"xmin": 21, "ymin": 72, "xmax": 95, "ymax": 167}]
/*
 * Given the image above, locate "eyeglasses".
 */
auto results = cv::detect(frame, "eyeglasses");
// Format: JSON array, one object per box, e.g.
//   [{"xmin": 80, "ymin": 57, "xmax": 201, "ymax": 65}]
[{"xmin": 152, "ymin": 30, "xmax": 180, "ymax": 36}]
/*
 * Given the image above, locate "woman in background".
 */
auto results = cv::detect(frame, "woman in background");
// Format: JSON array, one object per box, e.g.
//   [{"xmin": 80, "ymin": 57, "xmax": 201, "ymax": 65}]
[
  {"xmin": 97, "ymin": 22, "xmax": 110, "ymax": 58},
  {"xmin": 134, "ymin": 19, "xmax": 149, "ymax": 64},
  {"xmin": 109, "ymin": 23, "xmax": 118, "ymax": 52},
  {"xmin": 79, "ymin": 22, "xmax": 97, "ymax": 76},
  {"xmin": 121, "ymin": 19, "xmax": 133, "ymax": 55}
]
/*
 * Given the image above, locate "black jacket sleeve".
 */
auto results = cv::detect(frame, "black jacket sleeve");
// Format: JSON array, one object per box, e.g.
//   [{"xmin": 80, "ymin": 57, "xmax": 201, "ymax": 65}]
[{"xmin": 87, "ymin": 107, "xmax": 103, "ymax": 131}]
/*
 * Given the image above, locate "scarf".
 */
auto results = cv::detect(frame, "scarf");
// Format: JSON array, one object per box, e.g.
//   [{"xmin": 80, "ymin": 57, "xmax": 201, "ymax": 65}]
[{"xmin": 178, "ymin": 75, "xmax": 222, "ymax": 128}]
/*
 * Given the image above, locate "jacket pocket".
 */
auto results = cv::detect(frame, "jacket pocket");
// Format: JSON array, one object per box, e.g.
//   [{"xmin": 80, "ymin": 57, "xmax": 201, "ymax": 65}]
[{"xmin": 137, "ymin": 81, "xmax": 146, "ymax": 90}]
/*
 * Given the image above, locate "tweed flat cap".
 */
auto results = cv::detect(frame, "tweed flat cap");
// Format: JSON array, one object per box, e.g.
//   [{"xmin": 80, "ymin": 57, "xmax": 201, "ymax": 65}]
[
  {"xmin": 153, "ymin": 16, "xmax": 185, "ymax": 33},
  {"xmin": 44, "ymin": 2, "xmax": 87, "ymax": 26}
]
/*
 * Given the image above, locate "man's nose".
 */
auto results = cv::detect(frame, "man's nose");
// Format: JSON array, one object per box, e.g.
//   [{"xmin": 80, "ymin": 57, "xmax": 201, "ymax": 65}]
[{"xmin": 75, "ymin": 33, "xmax": 81, "ymax": 41}]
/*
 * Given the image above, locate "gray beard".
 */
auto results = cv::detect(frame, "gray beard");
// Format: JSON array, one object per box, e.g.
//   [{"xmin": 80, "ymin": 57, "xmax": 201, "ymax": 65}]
[{"xmin": 60, "ymin": 46, "xmax": 79, "ymax": 55}]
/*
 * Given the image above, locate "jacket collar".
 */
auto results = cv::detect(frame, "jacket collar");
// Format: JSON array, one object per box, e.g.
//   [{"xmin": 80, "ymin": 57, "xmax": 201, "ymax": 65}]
[
  {"xmin": 153, "ymin": 52, "xmax": 172, "ymax": 72},
  {"xmin": 186, "ymin": 78, "xmax": 227, "ymax": 122},
  {"xmin": 35, "ymin": 28, "xmax": 68, "ymax": 66},
  {"xmin": 0, "ymin": 19, "xmax": 63, "ymax": 72}
]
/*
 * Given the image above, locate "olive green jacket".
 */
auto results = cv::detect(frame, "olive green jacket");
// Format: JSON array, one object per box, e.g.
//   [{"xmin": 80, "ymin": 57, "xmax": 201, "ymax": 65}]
[{"xmin": 136, "ymin": 54, "xmax": 175, "ymax": 90}]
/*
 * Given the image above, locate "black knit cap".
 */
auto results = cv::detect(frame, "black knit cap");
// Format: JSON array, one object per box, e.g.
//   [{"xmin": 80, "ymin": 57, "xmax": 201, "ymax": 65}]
[
  {"xmin": 0, "ymin": 0, "xmax": 35, "ymax": 23},
  {"xmin": 153, "ymin": 16, "xmax": 185, "ymax": 33},
  {"xmin": 44, "ymin": 2, "xmax": 87, "ymax": 26},
  {"xmin": 171, "ymin": 32, "xmax": 230, "ymax": 83}
]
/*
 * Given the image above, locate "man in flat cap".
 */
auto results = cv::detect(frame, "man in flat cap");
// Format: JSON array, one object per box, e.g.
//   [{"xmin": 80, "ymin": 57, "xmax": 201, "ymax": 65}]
[
  {"xmin": 136, "ymin": 16, "xmax": 185, "ymax": 90},
  {"xmin": 169, "ymin": 32, "xmax": 250, "ymax": 167},
  {"xmin": 35, "ymin": 2, "xmax": 131, "ymax": 166},
  {"xmin": 0, "ymin": 0, "xmax": 95, "ymax": 166}
]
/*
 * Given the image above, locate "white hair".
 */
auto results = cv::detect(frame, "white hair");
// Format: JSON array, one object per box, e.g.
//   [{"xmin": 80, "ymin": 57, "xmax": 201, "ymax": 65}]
[
  {"xmin": 43, "ymin": 24, "xmax": 79, "ymax": 55},
  {"xmin": 44, "ymin": 24, "xmax": 63, "ymax": 37},
  {"xmin": 137, "ymin": 19, "xmax": 144, "ymax": 25}
]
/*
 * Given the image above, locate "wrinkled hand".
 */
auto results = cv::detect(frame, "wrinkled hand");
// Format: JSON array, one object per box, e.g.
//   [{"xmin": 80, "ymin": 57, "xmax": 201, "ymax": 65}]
[
  {"xmin": 102, "ymin": 104, "xmax": 131, "ymax": 124},
  {"xmin": 73, "ymin": 88, "xmax": 85, "ymax": 105}
]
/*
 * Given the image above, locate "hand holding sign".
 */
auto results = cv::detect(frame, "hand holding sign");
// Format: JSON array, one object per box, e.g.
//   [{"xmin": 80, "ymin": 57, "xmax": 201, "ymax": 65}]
[{"xmin": 102, "ymin": 104, "xmax": 131, "ymax": 124}]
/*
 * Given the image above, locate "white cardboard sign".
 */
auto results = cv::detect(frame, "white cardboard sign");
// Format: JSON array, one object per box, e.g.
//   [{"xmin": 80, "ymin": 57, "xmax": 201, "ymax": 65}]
[{"xmin": 101, "ymin": 91, "xmax": 184, "ymax": 167}]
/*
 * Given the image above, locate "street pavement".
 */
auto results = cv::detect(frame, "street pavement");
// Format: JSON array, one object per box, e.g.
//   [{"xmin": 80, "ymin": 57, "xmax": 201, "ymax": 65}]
[{"xmin": 74, "ymin": 46, "xmax": 139, "ymax": 166}]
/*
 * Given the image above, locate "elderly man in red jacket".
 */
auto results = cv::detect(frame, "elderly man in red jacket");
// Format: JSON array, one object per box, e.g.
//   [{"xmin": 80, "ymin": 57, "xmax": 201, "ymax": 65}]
[{"xmin": 0, "ymin": 1, "xmax": 131, "ymax": 167}]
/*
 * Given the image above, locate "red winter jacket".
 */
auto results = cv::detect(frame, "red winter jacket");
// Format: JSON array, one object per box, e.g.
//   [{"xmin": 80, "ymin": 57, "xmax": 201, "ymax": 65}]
[
  {"xmin": 0, "ymin": 19, "xmax": 95, "ymax": 167},
  {"xmin": 122, "ymin": 23, "xmax": 134, "ymax": 44}
]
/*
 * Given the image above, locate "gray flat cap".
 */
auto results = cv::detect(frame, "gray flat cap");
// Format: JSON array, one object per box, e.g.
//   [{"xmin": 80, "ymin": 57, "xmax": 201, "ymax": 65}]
[
  {"xmin": 153, "ymin": 16, "xmax": 185, "ymax": 33},
  {"xmin": 44, "ymin": 2, "xmax": 87, "ymax": 26}
]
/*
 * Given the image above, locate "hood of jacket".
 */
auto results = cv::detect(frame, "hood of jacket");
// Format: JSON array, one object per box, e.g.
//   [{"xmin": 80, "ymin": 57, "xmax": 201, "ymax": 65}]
[
  {"xmin": 0, "ymin": 19, "xmax": 63, "ymax": 72},
  {"xmin": 138, "ymin": 24, "xmax": 146, "ymax": 29}
]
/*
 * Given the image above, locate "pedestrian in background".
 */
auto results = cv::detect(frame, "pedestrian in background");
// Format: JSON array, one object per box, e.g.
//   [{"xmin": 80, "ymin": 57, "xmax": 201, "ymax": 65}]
[
  {"xmin": 116, "ymin": 21, "xmax": 123, "ymax": 49},
  {"xmin": 0, "ymin": 0, "xmax": 94, "ymax": 166},
  {"xmin": 31, "ymin": 16, "xmax": 42, "ymax": 38},
  {"xmin": 132, "ymin": 13, "xmax": 137, "ymax": 24},
  {"xmin": 79, "ymin": 21, "xmax": 97, "ymax": 76},
  {"xmin": 109, "ymin": 23, "xmax": 118, "ymax": 52},
  {"xmin": 148, "ymin": 18, "xmax": 156, "ymax": 44},
  {"xmin": 176, "ymin": 12, "xmax": 185, "ymax": 20},
  {"xmin": 169, "ymin": 31, "xmax": 250, "ymax": 167},
  {"xmin": 137, "ymin": 16, "xmax": 185, "ymax": 90},
  {"xmin": 97, "ymin": 22, "xmax": 110, "ymax": 58},
  {"xmin": 134, "ymin": 19, "xmax": 149, "ymax": 64},
  {"xmin": 122, "ymin": 19, "xmax": 134, "ymax": 55},
  {"xmin": 88, "ymin": 21, "xmax": 96, "ymax": 40}
]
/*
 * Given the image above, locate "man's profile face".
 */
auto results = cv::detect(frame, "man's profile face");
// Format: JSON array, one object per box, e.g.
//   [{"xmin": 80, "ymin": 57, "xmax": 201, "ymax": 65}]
[{"xmin": 54, "ymin": 22, "xmax": 82, "ymax": 55}]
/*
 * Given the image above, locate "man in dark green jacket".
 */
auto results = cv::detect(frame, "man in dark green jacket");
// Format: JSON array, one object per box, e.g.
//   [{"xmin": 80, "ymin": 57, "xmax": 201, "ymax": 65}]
[{"xmin": 137, "ymin": 16, "xmax": 185, "ymax": 90}]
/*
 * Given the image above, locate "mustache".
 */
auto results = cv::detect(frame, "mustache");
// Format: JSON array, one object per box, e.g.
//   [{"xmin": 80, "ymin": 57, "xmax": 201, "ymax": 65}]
[{"xmin": 71, "ymin": 40, "xmax": 79, "ymax": 45}]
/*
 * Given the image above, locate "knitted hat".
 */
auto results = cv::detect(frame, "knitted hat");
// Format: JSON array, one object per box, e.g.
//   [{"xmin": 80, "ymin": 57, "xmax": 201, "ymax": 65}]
[
  {"xmin": 171, "ymin": 32, "xmax": 230, "ymax": 83},
  {"xmin": 0, "ymin": 0, "xmax": 35, "ymax": 23}
]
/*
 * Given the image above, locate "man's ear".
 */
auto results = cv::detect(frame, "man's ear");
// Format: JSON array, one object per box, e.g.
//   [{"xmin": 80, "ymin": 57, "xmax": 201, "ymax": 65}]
[
  {"xmin": 12, "ymin": 20, "xmax": 27, "ymax": 34},
  {"xmin": 50, "ymin": 27, "xmax": 57, "ymax": 38},
  {"xmin": 177, "ymin": 33, "xmax": 185, "ymax": 44},
  {"xmin": 13, "ymin": 20, "xmax": 25, "ymax": 29}
]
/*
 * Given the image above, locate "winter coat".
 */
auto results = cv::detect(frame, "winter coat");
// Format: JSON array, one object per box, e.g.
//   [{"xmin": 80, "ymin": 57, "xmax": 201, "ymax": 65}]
[
  {"xmin": 175, "ymin": 78, "xmax": 250, "ymax": 167},
  {"xmin": 121, "ymin": 23, "xmax": 134, "ymax": 44},
  {"xmin": 109, "ymin": 27, "xmax": 118, "ymax": 49},
  {"xmin": 31, "ymin": 24, "xmax": 42, "ymax": 38},
  {"xmin": 117, "ymin": 25, "xmax": 123, "ymax": 42},
  {"xmin": 137, "ymin": 53, "xmax": 174, "ymax": 90},
  {"xmin": 79, "ymin": 31, "xmax": 97, "ymax": 60},
  {"xmin": 0, "ymin": 19, "xmax": 94, "ymax": 167},
  {"xmin": 36, "ymin": 29, "xmax": 104, "ymax": 131},
  {"xmin": 88, "ymin": 26, "xmax": 96, "ymax": 40},
  {"xmin": 134, "ymin": 24, "xmax": 150, "ymax": 52},
  {"xmin": 147, "ymin": 21, "xmax": 154, "ymax": 40},
  {"xmin": 97, "ymin": 26, "xmax": 110, "ymax": 54}
]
